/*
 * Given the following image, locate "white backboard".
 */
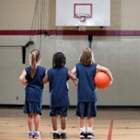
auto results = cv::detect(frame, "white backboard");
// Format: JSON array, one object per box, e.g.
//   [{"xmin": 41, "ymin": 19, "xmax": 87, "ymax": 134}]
[{"xmin": 56, "ymin": 0, "xmax": 110, "ymax": 26}]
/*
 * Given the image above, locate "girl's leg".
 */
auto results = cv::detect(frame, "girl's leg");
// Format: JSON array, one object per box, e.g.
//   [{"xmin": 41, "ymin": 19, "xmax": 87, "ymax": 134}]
[
  {"xmin": 28, "ymin": 114, "xmax": 34, "ymax": 131},
  {"xmin": 52, "ymin": 115, "xmax": 60, "ymax": 139},
  {"xmin": 79, "ymin": 117, "xmax": 85, "ymax": 128},
  {"xmin": 60, "ymin": 115, "xmax": 67, "ymax": 138},
  {"xmin": 87, "ymin": 117, "xmax": 93, "ymax": 128},
  {"xmin": 34, "ymin": 114, "xmax": 41, "ymax": 138},
  {"xmin": 34, "ymin": 114, "xmax": 40, "ymax": 131},
  {"xmin": 28, "ymin": 114, "xmax": 34, "ymax": 138},
  {"xmin": 87, "ymin": 117, "xmax": 95, "ymax": 139},
  {"xmin": 60, "ymin": 115, "xmax": 67, "ymax": 130},
  {"xmin": 51, "ymin": 115, "xmax": 58, "ymax": 131},
  {"xmin": 79, "ymin": 117, "xmax": 86, "ymax": 139},
  {"xmin": 76, "ymin": 103, "xmax": 86, "ymax": 134}
]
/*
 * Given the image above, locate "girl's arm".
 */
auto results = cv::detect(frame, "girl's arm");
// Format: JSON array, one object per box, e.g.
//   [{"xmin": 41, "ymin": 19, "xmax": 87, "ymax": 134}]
[
  {"xmin": 43, "ymin": 71, "xmax": 49, "ymax": 84},
  {"xmin": 68, "ymin": 70, "xmax": 77, "ymax": 80},
  {"xmin": 96, "ymin": 64, "xmax": 113, "ymax": 85},
  {"xmin": 70, "ymin": 79, "xmax": 78, "ymax": 87},
  {"xmin": 71, "ymin": 66, "xmax": 76, "ymax": 74},
  {"xmin": 70, "ymin": 66, "xmax": 78, "ymax": 87},
  {"xmin": 19, "ymin": 69, "xmax": 28, "ymax": 86}
]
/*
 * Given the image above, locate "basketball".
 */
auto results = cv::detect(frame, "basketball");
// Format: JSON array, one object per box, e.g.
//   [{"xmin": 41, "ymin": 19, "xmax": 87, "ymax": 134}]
[{"xmin": 94, "ymin": 71, "xmax": 110, "ymax": 89}]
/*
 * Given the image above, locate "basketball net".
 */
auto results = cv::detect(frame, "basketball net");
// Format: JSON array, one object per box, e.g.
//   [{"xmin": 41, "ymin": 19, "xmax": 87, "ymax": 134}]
[{"xmin": 75, "ymin": 13, "xmax": 90, "ymax": 31}]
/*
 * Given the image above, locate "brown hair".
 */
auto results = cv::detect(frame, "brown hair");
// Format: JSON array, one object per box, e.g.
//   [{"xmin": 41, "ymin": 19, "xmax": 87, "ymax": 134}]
[
  {"xmin": 78, "ymin": 47, "xmax": 95, "ymax": 65},
  {"xmin": 30, "ymin": 49, "xmax": 41, "ymax": 78}
]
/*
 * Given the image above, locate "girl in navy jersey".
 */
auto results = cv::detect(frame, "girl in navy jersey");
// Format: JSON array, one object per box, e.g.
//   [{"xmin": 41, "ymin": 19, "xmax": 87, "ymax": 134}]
[
  {"xmin": 19, "ymin": 49, "xmax": 46, "ymax": 139},
  {"xmin": 43, "ymin": 52, "xmax": 77, "ymax": 139},
  {"xmin": 71, "ymin": 47, "xmax": 113, "ymax": 139}
]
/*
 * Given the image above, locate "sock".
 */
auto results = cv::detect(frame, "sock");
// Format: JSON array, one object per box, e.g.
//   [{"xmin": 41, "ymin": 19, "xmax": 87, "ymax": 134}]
[
  {"xmin": 87, "ymin": 127, "xmax": 93, "ymax": 133},
  {"xmin": 53, "ymin": 130, "xmax": 59, "ymax": 134},
  {"xmin": 80, "ymin": 127, "xmax": 86, "ymax": 133},
  {"xmin": 61, "ymin": 129, "xmax": 66, "ymax": 133}
]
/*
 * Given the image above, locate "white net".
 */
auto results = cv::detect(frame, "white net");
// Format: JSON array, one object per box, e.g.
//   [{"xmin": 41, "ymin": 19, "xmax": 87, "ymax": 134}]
[
  {"xmin": 78, "ymin": 20, "xmax": 87, "ymax": 31},
  {"xmin": 75, "ymin": 13, "xmax": 90, "ymax": 31}
]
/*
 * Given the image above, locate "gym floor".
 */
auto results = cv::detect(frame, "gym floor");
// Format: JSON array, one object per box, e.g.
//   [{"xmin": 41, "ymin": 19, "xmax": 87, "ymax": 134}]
[{"xmin": 0, "ymin": 107, "xmax": 140, "ymax": 140}]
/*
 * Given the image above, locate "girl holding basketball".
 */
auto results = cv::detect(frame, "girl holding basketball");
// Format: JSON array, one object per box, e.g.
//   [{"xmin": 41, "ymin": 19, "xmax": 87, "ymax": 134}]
[
  {"xmin": 19, "ymin": 49, "xmax": 46, "ymax": 139},
  {"xmin": 71, "ymin": 47, "xmax": 113, "ymax": 139},
  {"xmin": 43, "ymin": 52, "xmax": 77, "ymax": 139}
]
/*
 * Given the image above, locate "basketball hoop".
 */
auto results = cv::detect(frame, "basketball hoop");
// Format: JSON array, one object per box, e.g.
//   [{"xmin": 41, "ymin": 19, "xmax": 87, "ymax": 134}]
[{"xmin": 75, "ymin": 13, "xmax": 90, "ymax": 31}]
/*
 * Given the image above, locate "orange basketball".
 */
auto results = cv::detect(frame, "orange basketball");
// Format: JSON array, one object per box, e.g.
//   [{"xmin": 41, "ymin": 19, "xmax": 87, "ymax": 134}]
[{"xmin": 94, "ymin": 71, "xmax": 110, "ymax": 89}]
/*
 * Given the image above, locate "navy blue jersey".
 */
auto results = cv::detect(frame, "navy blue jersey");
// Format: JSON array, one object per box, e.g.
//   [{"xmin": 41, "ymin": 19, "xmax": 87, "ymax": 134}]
[
  {"xmin": 25, "ymin": 66, "xmax": 46, "ymax": 103},
  {"xmin": 76, "ymin": 63, "xmax": 97, "ymax": 103},
  {"xmin": 48, "ymin": 67, "xmax": 70, "ymax": 107}
]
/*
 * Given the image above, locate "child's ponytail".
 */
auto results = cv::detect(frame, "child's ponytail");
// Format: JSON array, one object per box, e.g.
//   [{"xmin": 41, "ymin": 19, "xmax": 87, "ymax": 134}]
[
  {"xmin": 30, "ymin": 49, "xmax": 41, "ymax": 78},
  {"xmin": 31, "ymin": 51, "xmax": 37, "ymax": 78}
]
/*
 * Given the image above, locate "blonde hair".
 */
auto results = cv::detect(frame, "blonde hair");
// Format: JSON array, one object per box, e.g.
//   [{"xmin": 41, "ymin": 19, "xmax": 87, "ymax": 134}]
[
  {"xmin": 78, "ymin": 47, "xmax": 95, "ymax": 65},
  {"xmin": 30, "ymin": 49, "xmax": 41, "ymax": 78}
]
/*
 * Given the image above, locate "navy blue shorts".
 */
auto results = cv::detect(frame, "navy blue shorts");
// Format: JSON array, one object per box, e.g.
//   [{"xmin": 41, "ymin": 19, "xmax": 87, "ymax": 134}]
[
  {"xmin": 76, "ymin": 102, "xmax": 96, "ymax": 117},
  {"xmin": 50, "ymin": 106, "xmax": 68, "ymax": 117},
  {"xmin": 24, "ymin": 101, "xmax": 42, "ymax": 115}
]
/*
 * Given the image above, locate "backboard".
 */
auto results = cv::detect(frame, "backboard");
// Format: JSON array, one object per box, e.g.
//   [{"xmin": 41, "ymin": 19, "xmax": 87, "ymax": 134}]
[{"xmin": 56, "ymin": 0, "xmax": 110, "ymax": 27}]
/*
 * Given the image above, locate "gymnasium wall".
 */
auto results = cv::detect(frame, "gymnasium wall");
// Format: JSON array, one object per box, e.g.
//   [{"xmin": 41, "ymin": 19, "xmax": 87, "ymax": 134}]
[{"xmin": 0, "ymin": 0, "xmax": 140, "ymax": 106}]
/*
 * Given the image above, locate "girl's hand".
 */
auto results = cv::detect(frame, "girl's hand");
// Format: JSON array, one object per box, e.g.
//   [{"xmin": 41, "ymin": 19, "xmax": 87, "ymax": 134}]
[
  {"xmin": 109, "ymin": 80, "xmax": 113, "ymax": 86},
  {"xmin": 70, "ymin": 79, "xmax": 78, "ymax": 87},
  {"xmin": 24, "ymin": 80, "xmax": 28, "ymax": 86}
]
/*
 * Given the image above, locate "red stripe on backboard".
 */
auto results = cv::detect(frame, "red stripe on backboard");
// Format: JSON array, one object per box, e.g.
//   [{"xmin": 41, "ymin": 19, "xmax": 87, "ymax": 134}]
[
  {"xmin": 107, "ymin": 120, "xmax": 114, "ymax": 140},
  {"xmin": 74, "ymin": 3, "xmax": 92, "ymax": 18}
]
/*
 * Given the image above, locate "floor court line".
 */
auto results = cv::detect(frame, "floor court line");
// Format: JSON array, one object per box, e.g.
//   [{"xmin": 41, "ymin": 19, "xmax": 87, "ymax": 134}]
[{"xmin": 107, "ymin": 119, "xmax": 114, "ymax": 140}]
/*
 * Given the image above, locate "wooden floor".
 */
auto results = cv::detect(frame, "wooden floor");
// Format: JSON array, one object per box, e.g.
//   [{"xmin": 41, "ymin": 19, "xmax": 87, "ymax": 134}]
[{"xmin": 0, "ymin": 107, "xmax": 140, "ymax": 140}]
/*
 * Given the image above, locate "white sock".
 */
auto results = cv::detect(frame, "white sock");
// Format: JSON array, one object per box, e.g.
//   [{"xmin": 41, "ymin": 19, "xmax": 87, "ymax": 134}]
[
  {"xmin": 87, "ymin": 127, "xmax": 93, "ymax": 133},
  {"xmin": 53, "ymin": 130, "xmax": 59, "ymax": 133},
  {"xmin": 61, "ymin": 129, "xmax": 66, "ymax": 133},
  {"xmin": 80, "ymin": 127, "xmax": 86, "ymax": 133}
]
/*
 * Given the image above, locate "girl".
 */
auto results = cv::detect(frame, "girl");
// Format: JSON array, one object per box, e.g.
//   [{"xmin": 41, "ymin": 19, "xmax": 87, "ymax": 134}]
[
  {"xmin": 71, "ymin": 47, "xmax": 113, "ymax": 139},
  {"xmin": 19, "ymin": 49, "xmax": 46, "ymax": 139},
  {"xmin": 43, "ymin": 52, "xmax": 77, "ymax": 139}
]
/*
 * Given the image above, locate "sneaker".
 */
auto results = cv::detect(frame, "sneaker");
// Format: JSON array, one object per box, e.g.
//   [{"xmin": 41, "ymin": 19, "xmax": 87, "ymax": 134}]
[
  {"xmin": 80, "ymin": 132, "xmax": 87, "ymax": 139},
  {"xmin": 28, "ymin": 131, "xmax": 34, "ymax": 139},
  {"xmin": 60, "ymin": 132, "xmax": 67, "ymax": 139},
  {"xmin": 34, "ymin": 131, "xmax": 41, "ymax": 139},
  {"xmin": 53, "ymin": 133, "xmax": 60, "ymax": 139},
  {"xmin": 87, "ymin": 132, "xmax": 95, "ymax": 139}
]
